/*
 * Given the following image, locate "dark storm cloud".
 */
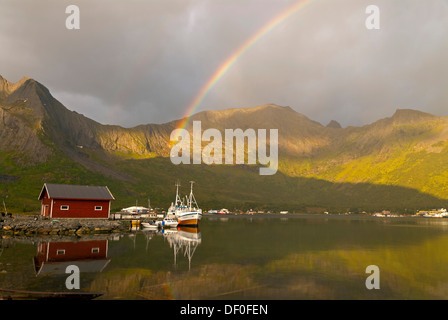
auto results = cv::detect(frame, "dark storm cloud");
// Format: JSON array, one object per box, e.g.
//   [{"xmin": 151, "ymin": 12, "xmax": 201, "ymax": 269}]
[{"xmin": 0, "ymin": 0, "xmax": 447, "ymax": 127}]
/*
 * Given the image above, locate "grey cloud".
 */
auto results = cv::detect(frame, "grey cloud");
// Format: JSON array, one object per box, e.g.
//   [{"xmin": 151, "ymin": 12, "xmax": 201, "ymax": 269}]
[{"xmin": 0, "ymin": 0, "xmax": 447, "ymax": 128}]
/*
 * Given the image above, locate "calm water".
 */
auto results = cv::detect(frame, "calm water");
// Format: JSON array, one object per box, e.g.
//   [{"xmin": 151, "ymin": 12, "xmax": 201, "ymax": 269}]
[{"xmin": 1, "ymin": 214, "xmax": 448, "ymax": 300}]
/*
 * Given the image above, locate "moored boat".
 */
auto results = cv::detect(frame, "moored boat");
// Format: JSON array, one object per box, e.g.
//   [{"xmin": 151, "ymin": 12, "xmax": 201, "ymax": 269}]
[
  {"xmin": 158, "ymin": 218, "xmax": 178, "ymax": 228},
  {"xmin": 141, "ymin": 221, "xmax": 159, "ymax": 228},
  {"xmin": 142, "ymin": 218, "xmax": 178, "ymax": 229},
  {"xmin": 168, "ymin": 181, "xmax": 202, "ymax": 226}
]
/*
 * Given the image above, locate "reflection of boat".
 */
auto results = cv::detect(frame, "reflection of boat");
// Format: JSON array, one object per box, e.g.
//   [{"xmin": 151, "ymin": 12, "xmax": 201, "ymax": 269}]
[
  {"xmin": 166, "ymin": 226, "xmax": 201, "ymax": 270},
  {"xmin": 0, "ymin": 288, "xmax": 103, "ymax": 300},
  {"xmin": 168, "ymin": 181, "xmax": 202, "ymax": 226}
]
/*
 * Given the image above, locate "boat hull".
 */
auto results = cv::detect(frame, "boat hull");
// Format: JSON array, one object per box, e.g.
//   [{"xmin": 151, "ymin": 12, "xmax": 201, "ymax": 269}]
[
  {"xmin": 177, "ymin": 213, "xmax": 202, "ymax": 226},
  {"xmin": 177, "ymin": 219, "xmax": 200, "ymax": 226}
]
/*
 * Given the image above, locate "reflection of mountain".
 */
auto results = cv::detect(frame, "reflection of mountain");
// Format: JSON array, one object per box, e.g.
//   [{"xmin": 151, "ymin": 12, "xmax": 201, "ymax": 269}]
[
  {"xmin": 33, "ymin": 239, "xmax": 110, "ymax": 276},
  {"xmin": 2, "ymin": 74, "xmax": 448, "ymax": 211}
]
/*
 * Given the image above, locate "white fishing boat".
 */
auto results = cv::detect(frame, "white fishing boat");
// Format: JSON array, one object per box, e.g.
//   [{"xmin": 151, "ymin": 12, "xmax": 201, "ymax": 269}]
[{"xmin": 167, "ymin": 181, "xmax": 202, "ymax": 226}]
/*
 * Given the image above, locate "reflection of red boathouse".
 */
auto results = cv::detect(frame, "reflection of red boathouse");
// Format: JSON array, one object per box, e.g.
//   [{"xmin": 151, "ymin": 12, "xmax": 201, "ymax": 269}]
[{"xmin": 34, "ymin": 239, "xmax": 110, "ymax": 276}]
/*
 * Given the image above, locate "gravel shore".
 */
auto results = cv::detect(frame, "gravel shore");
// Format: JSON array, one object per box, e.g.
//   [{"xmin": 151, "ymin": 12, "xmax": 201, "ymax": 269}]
[{"xmin": 0, "ymin": 215, "xmax": 130, "ymax": 236}]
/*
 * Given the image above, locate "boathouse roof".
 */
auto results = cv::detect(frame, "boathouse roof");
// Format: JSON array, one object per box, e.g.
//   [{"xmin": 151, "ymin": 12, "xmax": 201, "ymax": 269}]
[{"xmin": 38, "ymin": 183, "xmax": 115, "ymax": 201}]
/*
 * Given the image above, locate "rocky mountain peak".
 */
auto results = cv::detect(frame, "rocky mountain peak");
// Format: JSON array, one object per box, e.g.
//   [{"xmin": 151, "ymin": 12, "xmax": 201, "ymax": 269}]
[
  {"xmin": 0, "ymin": 75, "xmax": 33, "ymax": 96},
  {"xmin": 391, "ymin": 108, "xmax": 436, "ymax": 123},
  {"xmin": 326, "ymin": 120, "xmax": 342, "ymax": 128}
]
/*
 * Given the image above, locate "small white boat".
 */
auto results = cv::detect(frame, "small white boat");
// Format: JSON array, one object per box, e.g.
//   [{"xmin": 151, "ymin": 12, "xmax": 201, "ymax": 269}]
[
  {"xmin": 373, "ymin": 213, "xmax": 385, "ymax": 217},
  {"xmin": 142, "ymin": 218, "xmax": 178, "ymax": 229},
  {"xmin": 141, "ymin": 221, "xmax": 159, "ymax": 229},
  {"xmin": 158, "ymin": 218, "xmax": 178, "ymax": 228}
]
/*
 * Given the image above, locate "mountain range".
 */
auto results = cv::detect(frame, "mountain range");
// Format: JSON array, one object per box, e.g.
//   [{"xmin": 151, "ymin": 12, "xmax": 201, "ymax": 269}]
[{"xmin": 1, "ymin": 74, "xmax": 448, "ymax": 213}]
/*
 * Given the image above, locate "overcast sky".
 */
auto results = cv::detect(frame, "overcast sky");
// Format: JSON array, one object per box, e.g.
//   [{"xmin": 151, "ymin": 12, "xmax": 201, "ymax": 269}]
[{"xmin": 1, "ymin": 0, "xmax": 448, "ymax": 128}]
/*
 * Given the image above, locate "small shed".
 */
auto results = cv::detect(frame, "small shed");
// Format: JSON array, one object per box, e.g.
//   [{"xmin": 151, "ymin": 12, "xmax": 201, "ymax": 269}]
[{"xmin": 38, "ymin": 183, "xmax": 115, "ymax": 219}]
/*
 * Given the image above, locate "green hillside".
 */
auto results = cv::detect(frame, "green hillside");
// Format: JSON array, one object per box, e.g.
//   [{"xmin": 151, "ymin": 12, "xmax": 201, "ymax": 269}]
[
  {"xmin": 1, "ymin": 74, "xmax": 448, "ymax": 214},
  {"xmin": 2, "ymin": 147, "xmax": 447, "ymax": 215}
]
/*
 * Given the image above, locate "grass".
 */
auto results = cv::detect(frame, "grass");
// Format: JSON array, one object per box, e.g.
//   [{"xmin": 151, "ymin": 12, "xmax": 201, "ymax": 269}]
[{"xmin": 2, "ymin": 130, "xmax": 448, "ymax": 215}]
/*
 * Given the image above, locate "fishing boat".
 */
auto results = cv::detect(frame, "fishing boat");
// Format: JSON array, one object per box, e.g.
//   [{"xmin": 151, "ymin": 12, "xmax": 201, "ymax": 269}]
[{"xmin": 167, "ymin": 181, "xmax": 202, "ymax": 226}]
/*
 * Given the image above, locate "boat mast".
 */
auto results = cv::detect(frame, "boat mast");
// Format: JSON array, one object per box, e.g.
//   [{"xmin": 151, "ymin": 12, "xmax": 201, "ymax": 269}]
[
  {"xmin": 175, "ymin": 180, "xmax": 182, "ymax": 207},
  {"xmin": 189, "ymin": 181, "xmax": 198, "ymax": 210}
]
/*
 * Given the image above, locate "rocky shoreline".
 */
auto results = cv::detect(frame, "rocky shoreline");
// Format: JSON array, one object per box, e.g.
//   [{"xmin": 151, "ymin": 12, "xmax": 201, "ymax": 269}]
[{"xmin": 0, "ymin": 215, "xmax": 131, "ymax": 237}]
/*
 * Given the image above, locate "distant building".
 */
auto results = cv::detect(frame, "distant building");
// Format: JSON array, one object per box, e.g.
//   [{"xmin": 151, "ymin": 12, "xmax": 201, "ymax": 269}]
[
  {"xmin": 120, "ymin": 206, "xmax": 150, "ymax": 214},
  {"xmin": 38, "ymin": 183, "xmax": 115, "ymax": 219}
]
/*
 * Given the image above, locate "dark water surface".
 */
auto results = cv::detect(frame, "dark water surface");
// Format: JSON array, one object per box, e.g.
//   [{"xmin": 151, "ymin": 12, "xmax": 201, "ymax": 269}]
[{"xmin": 1, "ymin": 214, "xmax": 448, "ymax": 299}]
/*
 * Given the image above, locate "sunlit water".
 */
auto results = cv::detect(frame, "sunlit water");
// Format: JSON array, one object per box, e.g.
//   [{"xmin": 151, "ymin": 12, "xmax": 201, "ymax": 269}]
[{"xmin": 1, "ymin": 214, "xmax": 448, "ymax": 299}]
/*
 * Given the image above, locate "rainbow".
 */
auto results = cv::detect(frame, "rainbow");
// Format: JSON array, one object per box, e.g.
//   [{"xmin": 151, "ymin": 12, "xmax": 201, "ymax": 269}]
[{"xmin": 176, "ymin": 0, "xmax": 314, "ymax": 131}]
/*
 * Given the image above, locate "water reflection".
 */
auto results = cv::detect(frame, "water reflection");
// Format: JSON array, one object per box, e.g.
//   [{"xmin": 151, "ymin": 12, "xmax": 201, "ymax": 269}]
[
  {"xmin": 169, "ymin": 226, "xmax": 201, "ymax": 270},
  {"xmin": 34, "ymin": 239, "xmax": 110, "ymax": 276},
  {"xmin": 2, "ymin": 215, "xmax": 448, "ymax": 299},
  {"xmin": 0, "ymin": 235, "xmax": 115, "ymax": 299},
  {"xmin": 141, "ymin": 226, "xmax": 202, "ymax": 270}
]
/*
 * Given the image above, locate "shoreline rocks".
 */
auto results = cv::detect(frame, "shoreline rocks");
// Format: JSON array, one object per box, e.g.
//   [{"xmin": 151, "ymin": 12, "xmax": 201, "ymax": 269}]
[{"xmin": 0, "ymin": 215, "xmax": 131, "ymax": 237}]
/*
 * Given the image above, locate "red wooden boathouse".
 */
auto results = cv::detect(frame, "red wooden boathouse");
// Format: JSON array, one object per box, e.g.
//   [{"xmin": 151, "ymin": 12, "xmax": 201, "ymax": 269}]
[{"xmin": 38, "ymin": 183, "xmax": 115, "ymax": 219}]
